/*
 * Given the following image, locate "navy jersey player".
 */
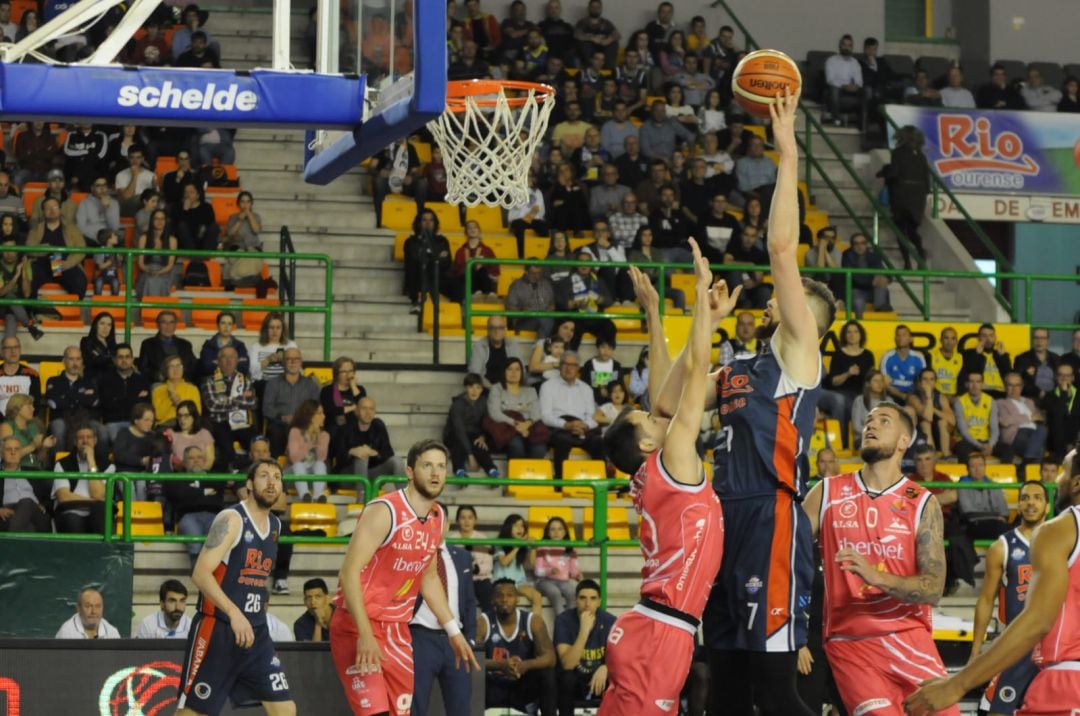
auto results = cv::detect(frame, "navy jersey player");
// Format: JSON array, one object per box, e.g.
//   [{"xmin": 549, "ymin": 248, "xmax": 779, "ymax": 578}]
[
  {"xmin": 972, "ymin": 481, "xmax": 1049, "ymax": 715},
  {"xmin": 176, "ymin": 459, "xmax": 296, "ymax": 716},
  {"xmin": 663, "ymin": 91, "xmax": 836, "ymax": 715}
]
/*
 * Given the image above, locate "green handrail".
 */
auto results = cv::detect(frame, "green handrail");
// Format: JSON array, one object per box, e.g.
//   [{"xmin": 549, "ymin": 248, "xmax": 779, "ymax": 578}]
[
  {"xmin": 0, "ymin": 472, "xmax": 118, "ymax": 541},
  {"xmin": 462, "ymin": 256, "xmax": 1080, "ymax": 361},
  {"xmin": 0, "ymin": 243, "xmax": 335, "ymax": 360}
]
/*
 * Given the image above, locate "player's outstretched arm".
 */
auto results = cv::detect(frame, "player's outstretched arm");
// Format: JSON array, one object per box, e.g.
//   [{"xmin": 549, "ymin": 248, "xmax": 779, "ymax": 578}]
[
  {"xmin": 339, "ymin": 502, "xmax": 392, "ymax": 672},
  {"xmin": 419, "ymin": 557, "xmax": 481, "ymax": 671},
  {"xmin": 969, "ymin": 538, "xmax": 1005, "ymax": 662},
  {"xmin": 191, "ymin": 511, "xmax": 253, "ymax": 647},
  {"xmin": 628, "ymin": 266, "xmax": 674, "ymax": 411},
  {"xmin": 837, "ymin": 495, "xmax": 946, "ymax": 604},
  {"xmin": 768, "ymin": 90, "xmax": 820, "ymax": 387},
  {"xmin": 905, "ymin": 512, "xmax": 1075, "ymax": 715}
]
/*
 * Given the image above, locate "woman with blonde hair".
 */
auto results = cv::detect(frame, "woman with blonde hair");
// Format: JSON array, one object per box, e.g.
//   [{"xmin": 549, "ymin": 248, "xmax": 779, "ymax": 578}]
[
  {"xmin": 151, "ymin": 354, "xmax": 201, "ymax": 427},
  {"xmin": 0, "ymin": 393, "xmax": 55, "ymax": 467}
]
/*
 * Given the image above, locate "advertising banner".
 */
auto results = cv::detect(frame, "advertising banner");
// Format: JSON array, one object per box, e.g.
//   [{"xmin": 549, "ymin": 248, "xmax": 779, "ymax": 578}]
[{"xmin": 885, "ymin": 105, "xmax": 1080, "ymax": 196}]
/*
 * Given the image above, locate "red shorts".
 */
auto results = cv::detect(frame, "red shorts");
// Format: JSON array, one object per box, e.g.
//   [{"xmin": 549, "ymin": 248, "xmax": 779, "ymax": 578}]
[
  {"xmin": 329, "ymin": 609, "xmax": 414, "ymax": 716},
  {"xmin": 1017, "ymin": 664, "xmax": 1080, "ymax": 715},
  {"xmin": 825, "ymin": 629, "xmax": 960, "ymax": 716},
  {"xmin": 597, "ymin": 606, "xmax": 695, "ymax": 716}
]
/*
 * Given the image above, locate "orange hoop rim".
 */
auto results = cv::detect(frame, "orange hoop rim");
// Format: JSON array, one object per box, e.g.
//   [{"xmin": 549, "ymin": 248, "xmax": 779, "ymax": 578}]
[{"xmin": 443, "ymin": 79, "xmax": 556, "ymax": 112}]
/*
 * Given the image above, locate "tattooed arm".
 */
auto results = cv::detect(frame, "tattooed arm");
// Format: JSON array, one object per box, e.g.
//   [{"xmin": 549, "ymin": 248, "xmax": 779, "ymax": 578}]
[
  {"xmin": 835, "ymin": 495, "xmax": 946, "ymax": 605},
  {"xmin": 190, "ymin": 510, "xmax": 257, "ymax": 646}
]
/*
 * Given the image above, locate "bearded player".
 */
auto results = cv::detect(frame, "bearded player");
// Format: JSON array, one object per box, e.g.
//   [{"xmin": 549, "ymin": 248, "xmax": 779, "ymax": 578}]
[
  {"xmin": 907, "ymin": 450, "xmax": 1080, "ymax": 715},
  {"xmin": 176, "ymin": 459, "xmax": 295, "ymax": 716},
  {"xmin": 803, "ymin": 403, "xmax": 956, "ymax": 716},
  {"xmin": 329, "ymin": 439, "xmax": 479, "ymax": 716},
  {"xmin": 598, "ymin": 239, "xmax": 736, "ymax": 714},
  {"xmin": 971, "ymin": 481, "xmax": 1049, "ymax": 715}
]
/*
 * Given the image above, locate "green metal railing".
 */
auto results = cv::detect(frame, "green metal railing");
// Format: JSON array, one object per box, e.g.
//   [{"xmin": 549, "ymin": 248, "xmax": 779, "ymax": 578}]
[
  {"xmin": 463, "ymin": 257, "xmax": 1080, "ymax": 356},
  {"xmin": 0, "ymin": 243, "xmax": 335, "ymax": 360}
]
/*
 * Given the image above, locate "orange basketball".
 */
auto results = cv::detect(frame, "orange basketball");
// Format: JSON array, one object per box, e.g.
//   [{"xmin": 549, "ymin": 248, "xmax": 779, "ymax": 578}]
[{"xmin": 731, "ymin": 49, "xmax": 802, "ymax": 117}]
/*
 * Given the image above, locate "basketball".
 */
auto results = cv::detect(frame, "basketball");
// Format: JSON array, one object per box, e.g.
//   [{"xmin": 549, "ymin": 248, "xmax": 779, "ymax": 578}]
[{"xmin": 731, "ymin": 49, "xmax": 802, "ymax": 117}]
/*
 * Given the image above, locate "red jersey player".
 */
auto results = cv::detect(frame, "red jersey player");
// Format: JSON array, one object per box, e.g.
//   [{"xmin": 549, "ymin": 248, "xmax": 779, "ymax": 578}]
[
  {"xmin": 598, "ymin": 239, "xmax": 736, "ymax": 714},
  {"xmin": 907, "ymin": 452, "xmax": 1080, "ymax": 715},
  {"xmin": 804, "ymin": 402, "xmax": 956, "ymax": 716},
  {"xmin": 329, "ymin": 439, "xmax": 478, "ymax": 716}
]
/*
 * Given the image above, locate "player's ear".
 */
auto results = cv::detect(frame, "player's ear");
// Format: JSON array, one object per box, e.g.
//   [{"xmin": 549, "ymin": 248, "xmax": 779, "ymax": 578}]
[{"xmin": 638, "ymin": 434, "xmax": 659, "ymax": 454}]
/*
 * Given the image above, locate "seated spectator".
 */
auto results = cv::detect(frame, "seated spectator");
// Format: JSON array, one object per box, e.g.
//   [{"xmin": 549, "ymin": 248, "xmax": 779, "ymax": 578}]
[
  {"xmin": 114, "ymin": 146, "xmax": 156, "ymax": 217},
  {"xmin": 589, "ymin": 164, "xmax": 630, "ymax": 223},
  {"xmin": 420, "ymin": 145, "xmax": 448, "ymax": 203},
  {"xmin": 680, "ymin": 158, "xmax": 718, "ymax": 228},
  {"xmin": 345, "ymin": 396, "xmax": 405, "ymax": 479},
  {"xmin": 287, "ymin": 399, "xmax": 330, "ymax": 502},
  {"xmin": 907, "ymin": 368, "xmax": 957, "ymax": 458},
  {"xmin": 444, "ymin": 373, "xmax": 498, "ymax": 478},
  {"xmin": 135, "ymin": 579, "xmax": 191, "ymax": 639},
  {"xmin": 461, "ymin": 0, "xmax": 501, "ymax": 61},
  {"xmin": 1060, "ymin": 76, "xmax": 1080, "ymax": 113},
  {"xmin": 820, "ymin": 320, "xmax": 874, "ymax": 449},
  {"xmin": 171, "ymin": 4, "xmax": 214, "ymax": 58},
  {"xmin": 52, "ymin": 424, "xmax": 113, "ymax": 535},
  {"xmin": 46, "ymin": 346, "xmax": 105, "ymax": 450},
  {"xmin": 956, "ymin": 452, "xmax": 1010, "ymax": 541},
  {"xmin": 545, "ymin": 231, "xmax": 574, "ymax": 282},
  {"xmin": 224, "ymin": 191, "xmax": 263, "ymax": 251},
  {"xmin": 506, "ymin": 264, "xmax": 556, "ymax": 337},
  {"xmin": 813, "ymin": 447, "xmax": 840, "ymax": 480},
  {"xmin": 857, "ymin": 36, "xmax": 894, "ymax": 109},
  {"xmin": 626, "ymin": 226, "xmax": 686, "ymax": 312},
  {"xmin": 175, "ymin": 29, "xmax": 220, "ymax": 67},
  {"xmin": 528, "ymin": 332, "xmax": 568, "ymax": 385},
  {"xmin": 194, "ymin": 129, "xmax": 236, "ymax": 167},
  {"xmin": 595, "ymin": 380, "xmax": 630, "ymax": 434},
  {"xmin": 551, "ymin": 101, "xmax": 594, "ymax": 153},
  {"xmin": 1014, "ymin": 326, "xmax": 1059, "ymax": 400},
  {"xmin": 804, "ymin": 226, "xmax": 844, "ymax": 298},
  {"xmin": 580, "ymin": 220, "xmax": 631, "ymax": 301},
  {"xmin": 321, "ymin": 357, "xmax": 366, "ymax": 472},
  {"xmin": 734, "ymin": 136, "xmax": 777, "ymax": 206},
  {"xmin": 161, "ymin": 150, "xmax": 199, "ymax": 208},
  {"xmin": 664, "ymin": 83, "xmax": 700, "ymax": 131},
  {"xmin": 0, "ymin": 394, "xmax": 54, "ymax": 469},
  {"xmin": 402, "ymin": 209, "xmax": 453, "ymax": 314},
  {"xmin": 164, "ymin": 400, "xmax": 215, "ymax": 471},
  {"xmin": 12, "ymin": 122, "xmax": 60, "ymax": 188},
  {"xmin": 1021, "ymin": 67, "xmax": 1062, "ymax": 111},
  {"xmin": 1043, "ymin": 362, "xmax": 1080, "ymax": 461},
  {"xmin": 714, "ymin": 310, "xmax": 756, "ymax": 367},
  {"xmin": 851, "ymin": 370, "xmax": 888, "ymax": 445},
  {"xmin": 79, "ymin": 312, "xmax": 117, "ymax": 382},
  {"xmin": 151, "ymin": 355, "xmax": 202, "ymax": 428},
  {"xmin": 534, "ymin": 515, "xmax": 581, "ymax": 616},
  {"xmin": 55, "ymin": 587, "xmax": 120, "ymax": 639},
  {"xmin": 485, "ymin": 358, "xmax": 548, "ymax": 460},
  {"xmin": 677, "ymin": 54, "xmax": 714, "ymax": 109},
  {"xmin": 294, "ymin": 578, "xmax": 335, "ymax": 642},
  {"xmin": 571, "ymin": 127, "xmax": 610, "ymax": 187},
  {"xmin": 977, "ymin": 63, "xmax": 1024, "ymax": 110},
  {"xmin": 166, "ymin": 444, "xmax": 223, "ymax": 565},
  {"xmin": 113, "ymin": 403, "xmax": 157, "ymax": 474},
  {"xmin": 554, "ymin": 579, "xmax": 614, "ymax": 712},
  {"xmin": 469, "ymin": 315, "xmax": 523, "ymax": 387},
  {"xmin": 371, "ymin": 138, "xmax": 424, "ymax": 227},
  {"xmin": 99, "ymin": 343, "xmax": 151, "ymax": 444},
  {"xmin": 492, "ymin": 515, "xmax": 544, "ymax": 610},
  {"xmin": 263, "ymin": 347, "xmax": 319, "ymax": 457},
  {"xmin": 0, "ymin": 177, "xmax": 22, "ymax": 230},
  {"xmin": 614, "ymin": 136, "xmax": 649, "ymax": 190},
  {"xmin": 540, "ymin": 352, "xmax": 604, "ymax": 477},
  {"xmin": 548, "ymin": 163, "xmax": 592, "ymax": 235},
  {"xmin": 75, "ymin": 175, "xmax": 120, "ymax": 244},
  {"xmin": 249, "ymin": 312, "xmax": 297, "ymax": 387},
  {"xmin": 880, "ymin": 324, "xmax": 925, "ymax": 400},
  {"xmin": 581, "ymin": 337, "xmax": 621, "ymax": 404},
  {"xmin": 454, "ymin": 505, "xmax": 495, "ymax": 612},
  {"xmin": 649, "ymin": 183, "xmax": 692, "ymax": 263},
  {"xmin": 0, "ymin": 337, "xmax": 40, "ymax": 416},
  {"xmin": 479, "ymin": 578, "xmax": 556, "ymax": 713},
  {"xmin": 717, "ymin": 114, "xmax": 756, "ymax": 159},
  {"xmin": 1062, "ymin": 328, "xmax": 1080, "ymax": 376},
  {"xmin": 63, "ymin": 125, "xmax": 109, "ymax": 192},
  {"xmin": 521, "ymin": 28, "xmax": 549, "ymax": 75},
  {"xmin": 639, "ymin": 100, "xmax": 695, "ymax": 161},
  {"xmin": 450, "ymin": 220, "xmax": 500, "ymax": 302},
  {"xmin": 996, "ymin": 371, "xmax": 1048, "ymax": 465},
  {"xmin": 0, "ymin": 434, "xmax": 50, "ymax": 532},
  {"xmin": 201, "ymin": 346, "xmax": 256, "ymax": 471},
  {"xmin": 508, "ymin": 172, "xmax": 549, "ymax": 257},
  {"xmin": 0, "ymin": 241, "xmax": 43, "ymax": 340},
  {"xmin": 608, "ymin": 192, "xmax": 649, "ymax": 251},
  {"xmin": 962, "ymin": 322, "xmax": 1010, "ymax": 399},
  {"xmin": 940, "ymin": 66, "xmax": 976, "ymax": 108},
  {"xmin": 723, "ymin": 225, "xmax": 770, "ymax": 310},
  {"xmin": 92, "ymin": 229, "xmax": 123, "ymax": 297},
  {"xmin": 840, "ymin": 232, "xmax": 890, "ymax": 317},
  {"xmin": 553, "ymin": 252, "xmax": 616, "ymax": 347},
  {"xmin": 27, "ymin": 197, "xmax": 88, "ymax": 301},
  {"xmin": 138, "ymin": 310, "xmax": 197, "ymax": 383},
  {"xmin": 198, "ymin": 311, "xmax": 249, "ymax": 378},
  {"xmin": 907, "ymin": 445, "xmax": 972, "ymax": 593},
  {"xmin": 823, "ymin": 34, "xmax": 868, "ymax": 126},
  {"xmin": 954, "ymin": 372, "xmax": 1000, "ymax": 463},
  {"xmin": 30, "ymin": 170, "xmax": 76, "ymax": 228},
  {"xmin": 695, "ymin": 193, "xmax": 739, "ymax": 264},
  {"xmin": 600, "ymin": 101, "xmax": 637, "ymax": 159},
  {"xmin": 175, "ymin": 183, "xmax": 220, "ymax": 253},
  {"xmin": 130, "ymin": 19, "xmax": 172, "ymax": 65}
]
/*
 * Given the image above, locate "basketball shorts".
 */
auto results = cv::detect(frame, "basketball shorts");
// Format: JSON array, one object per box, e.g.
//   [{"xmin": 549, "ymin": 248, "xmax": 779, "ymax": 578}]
[
  {"xmin": 824, "ymin": 629, "xmax": 960, "ymax": 716},
  {"xmin": 329, "ymin": 609, "xmax": 415, "ymax": 716},
  {"xmin": 1017, "ymin": 663, "xmax": 1080, "ymax": 715},
  {"xmin": 981, "ymin": 651, "xmax": 1039, "ymax": 714},
  {"xmin": 598, "ymin": 604, "xmax": 696, "ymax": 715},
  {"xmin": 703, "ymin": 494, "xmax": 814, "ymax": 652},
  {"xmin": 177, "ymin": 614, "xmax": 291, "ymax": 713}
]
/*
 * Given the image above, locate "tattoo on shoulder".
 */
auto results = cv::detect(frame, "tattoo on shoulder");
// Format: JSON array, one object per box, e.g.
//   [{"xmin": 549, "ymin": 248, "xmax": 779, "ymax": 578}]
[{"xmin": 203, "ymin": 513, "xmax": 233, "ymax": 550}]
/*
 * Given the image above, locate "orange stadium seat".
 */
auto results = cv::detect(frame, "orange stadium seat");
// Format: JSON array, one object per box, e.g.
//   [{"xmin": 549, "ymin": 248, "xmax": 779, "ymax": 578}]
[
  {"xmin": 241, "ymin": 298, "xmax": 279, "ymax": 331},
  {"xmin": 89, "ymin": 295, "xmax": 127, "ymax": 325},
  {"xmin": 210, "ymin": 195, "xmax": 235, "ymax": 225},
  {"xmin": 38, "ymin": 293, "xmax": 83, "ymax": 327},
  {"xmin": 191, "ymin": 296, "xmax": 228, "ymax": 330},
  {"xmin": 155, "ymin": 155, "xmax": 178, "ymax": 185},
  {"xmin": 180, "ymin": 259, "xmax": 223, "ymax": 292},
  {"xmin": 22, "ymin": 181, "xmax": 45, "ymax": 218},
  {"xmin": 141, "ymin": 296, "xmax": 185, "ymax": 329}
]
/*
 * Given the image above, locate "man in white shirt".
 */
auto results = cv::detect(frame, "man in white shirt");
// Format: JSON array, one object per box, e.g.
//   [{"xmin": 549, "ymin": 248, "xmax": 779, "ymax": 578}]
[
  {"xmin": 52, "ymin": 425, "xmax": 115, "ymax": 535},
  {"xmin": 939, "ymin": 66, "xmax": 976, "ymax": 108},
  {"xmin": 540, "ymin": 351, "xmax": 605, "ymax": 477},
  {"xmin": 1021, "ymin": 67, "xmax": 1063, "ymax": 111},
  {"xmin": 135, "ymin": 579, "xmax": 192, "ymax": 638},
  {"xmin": 823, "ymin": 34, "xmax": 867, "ymax": 127},
  {"xmin": 114, "ymin": 146, "xmax": 157, "ymax": 217},
  {"xmin": 56, "ymin": 587, "xmax": 121, "ymax": 639}
]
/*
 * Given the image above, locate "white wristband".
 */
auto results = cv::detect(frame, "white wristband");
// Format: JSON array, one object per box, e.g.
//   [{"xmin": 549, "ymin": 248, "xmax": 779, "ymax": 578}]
[{"xmin": 442, "ymin": 620, "xmax": 461, "ymax": 638}]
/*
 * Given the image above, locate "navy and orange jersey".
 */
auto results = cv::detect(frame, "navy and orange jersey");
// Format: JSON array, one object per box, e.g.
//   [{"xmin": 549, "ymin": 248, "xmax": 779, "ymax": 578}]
[
  {"xmin": 479, "ymin": 608, "xmax": 537, "ymax": 684},
  {"xmin": 197, "ymin": 502, "xmax": 280, "ymax": 627},
  {"xmin": 998, "ymin": 528, "xmax": 1033, "ymax": 625},
  {"xmin": 712, "ymin": 346, "xmax": 822, "ymax": 499}
]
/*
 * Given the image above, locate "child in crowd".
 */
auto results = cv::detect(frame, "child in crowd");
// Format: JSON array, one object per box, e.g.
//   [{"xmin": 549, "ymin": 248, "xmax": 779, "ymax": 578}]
[
  {"xmin": 581, "ymin": 336, "xmax": 622, "ymax": 403},
  {"xmin": 93, "ymin": 229, "xmax": 122, "ymax": 296},
  {"xmin": 534, "ymin": 516, "xmax": 581, "ymax": 616}
]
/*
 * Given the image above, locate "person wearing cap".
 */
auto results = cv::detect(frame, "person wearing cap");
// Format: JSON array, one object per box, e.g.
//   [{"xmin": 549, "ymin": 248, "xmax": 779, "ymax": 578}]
[
  {"xmin": 12, "ymin": 122, "xmax": 60, "ymax": 189},
  {"xmin": 171, "ymin": 4, "xmax": 215, "ymax": 59},
  {"xmin": 30, "ymin": 169, "xmax": 77, "ymax": 228}
]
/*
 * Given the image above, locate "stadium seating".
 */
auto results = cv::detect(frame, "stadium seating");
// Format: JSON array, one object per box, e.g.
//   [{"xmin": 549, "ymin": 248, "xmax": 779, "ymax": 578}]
[
  {"xmin": 288, "ymin": 503, "xmax": 338, "ymax": 538},
  {"xmin": 560, "ymin": 459, "xmax": 608, "ymax": 499},
  {"xmin": 507, "ymin": 458, "xmax": 560, "ymax": 500},
  {"xmin": 114, "ymin": 501, "xmax": 165, "ymax": 537},
  {"xmin": 527, "ymin": 505, "xmax": 575, "ymax": 540}
]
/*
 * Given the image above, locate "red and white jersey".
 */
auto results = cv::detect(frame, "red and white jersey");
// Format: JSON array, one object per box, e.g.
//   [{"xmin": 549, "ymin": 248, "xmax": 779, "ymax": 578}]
[
  {"xmin": 333, "ymin": 489, "xmax": 444, "ymax": 623},
  {"xmin": 1033, "ymin": 505, "xmax": 1080, "ymax": 668},
  {"xmin": 631, "ymin": 450, "xmax": 723, "ymax": 619},
  {"xmin": 819, "ymin": 471, "xmax": 933, "ymax": 639}
]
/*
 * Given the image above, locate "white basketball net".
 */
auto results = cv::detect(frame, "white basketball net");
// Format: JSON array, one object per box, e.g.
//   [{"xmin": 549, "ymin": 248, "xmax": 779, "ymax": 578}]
[{"xmin": 428, "ymin": 85, "xmax": 554, "ymax": 209}]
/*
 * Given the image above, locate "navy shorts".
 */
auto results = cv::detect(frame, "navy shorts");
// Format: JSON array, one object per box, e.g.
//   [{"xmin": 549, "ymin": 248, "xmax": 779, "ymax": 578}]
[
  {"xmin": 703, "ymin": 494, "xmax": 814, "ymax": 652},
  {"xmin": 983, "ymin": 651, "xmax": 1039, "ymax": 713},
  {"xmin": 177, "ymin": 614, "xmax": 291, "ymax": 713}
]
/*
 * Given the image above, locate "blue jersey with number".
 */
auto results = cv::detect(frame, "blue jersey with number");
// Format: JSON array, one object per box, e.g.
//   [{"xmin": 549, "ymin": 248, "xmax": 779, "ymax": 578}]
[
  {"xmin": 480, "ymin": 608, "xmax": 537, "ymax": 683},
  {"xmin": 198, "ymin": 503, "xmax": 280, "ymax": 627},
  {"xmin": 999, "ymin": 528, "xmax": 1033, "ymax": 624},
  {"xmin": 712, "ymin": 347, "xmax": 821, "ymax": 499}
]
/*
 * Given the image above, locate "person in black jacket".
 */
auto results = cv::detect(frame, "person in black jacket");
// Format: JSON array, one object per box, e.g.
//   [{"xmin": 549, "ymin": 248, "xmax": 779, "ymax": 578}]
[
  {"xmin": 1042, "ymin": 363, "xmax": 1080, "ymax": 462},
  {"xmin": 976, "ymin": 63, "xmax": 1025, "ymax": 110},
  {"xmin": 402, "ymin": 208, "xmax": 454, "ymax": 314},
  {"xmin": 880, "ymin": 125, "xmax": 930, "ymax": 269},
  {"xmin": 444, "ymin": 373, "xmax": 498, "ymax": 478},
  {"xmin": 961, "ymin": 323, "xmax": 1012, "ymax": 399},
  {"xmin": 52, "ymin": 425, "xmax": 115, "ymax": 535},
  {"xmin": 45, "ymin": 346, "xmax": 104, "ymax": 451},
  {"xmin": 79, "ymin": 312, "xmax": 118, "ymax": 383},
  {"xmin": 165, "ymin": 444, "xmax": 224, "ymax": 566},
  {"xmin": 345, "ymin": 396, "xmax": 405, "ymax": 479},
  {"xmin": 98, "ymin": 344, "xmax": 152, "ymax": 445},
  {"xmin": 138, "ymin": 310, "xmax": 197, "ymax": 382},
  {"xmin": 293, "ymin": 578, "xmax": 335, "ymax": 642},
  {"xmin": 1014, "ymin": 326, "xmax": 1060, "ymax": 400}
]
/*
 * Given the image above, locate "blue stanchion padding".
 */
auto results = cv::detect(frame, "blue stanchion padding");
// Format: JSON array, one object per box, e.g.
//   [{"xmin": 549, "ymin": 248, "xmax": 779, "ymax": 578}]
[{"xmin": 0, "ymin": 64, "xmax": 365, "ymax": 129}]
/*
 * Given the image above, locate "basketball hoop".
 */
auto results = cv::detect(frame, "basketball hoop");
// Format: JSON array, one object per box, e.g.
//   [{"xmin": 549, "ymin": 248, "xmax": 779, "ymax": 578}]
[{"xmin": 428, "ymin": 79, "xmax": 556, "ymax": 209}]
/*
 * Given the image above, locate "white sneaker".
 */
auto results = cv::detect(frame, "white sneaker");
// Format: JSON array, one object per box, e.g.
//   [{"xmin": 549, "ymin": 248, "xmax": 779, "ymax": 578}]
[{"xmin": 273, "ymin": 579, "xmax": 290, "ymax": 595}]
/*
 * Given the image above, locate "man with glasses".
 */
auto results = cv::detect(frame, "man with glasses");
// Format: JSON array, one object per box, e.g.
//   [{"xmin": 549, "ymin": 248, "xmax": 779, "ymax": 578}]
[
  {"xmin": 0, "ymin": 336, "xmax": 40, "ymax": 416},
  {"xmin": 841, "ymin": 231, "xmax": 891, "ymax": 317},
  {"xmin": 468, "ymin": 315, "xmax": 523, "ymax": 388},
  {"xmin": 26, "ymin": 196, "xmax": 87, "ymax": 301},
  {"xmin": 161, "ymin": 150, "xmax": 199, "ymax": 208},
  {"xmin": 995, "ymin": 371, "xmax": 1048, "ymax": 466},
  {"xmin": 539, "ymin": 351, "xmax": 605, "ymax": 478},
  {"xmin": 1014, "ymin": 327, "xmax": 1060, "ymax": 400},
  {"xmin": 75, "ymin": 174, "xmax": 121, "ymax": 244},
  {"xmin": 1043, "ymin": 363, "xmax": 1079, "ymax": 461},
  {"xmin": 137, "ymin": 310, "xmax": 197, "ymax": 383},
  {"xmin": 262, "ymin": 347, "xmax": 319, "ymax": 457}
]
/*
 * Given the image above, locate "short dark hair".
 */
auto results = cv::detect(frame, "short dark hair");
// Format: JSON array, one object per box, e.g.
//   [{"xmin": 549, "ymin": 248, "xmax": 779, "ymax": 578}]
[
  {"xmin": 156, "ymin": 309, "xmax": 178, "ymax": 324},
  {"xmin": 463, "ymin": 372, "xmax": 484, "ymax": 388},
  {"xmin": 191, "ymin": 30, "xmax": 207, "ymax": 42},
  {"xmin": 869, "ymin": 400, "xmax": 914, "ymax": 436},
  {"xmin": 406, "ymin": 439, "xmax": 450, "ymax": 469},
  {"xmin": 864, "ymin": 37, "xmax": 879, "ymax": 47},
  {"xmin": 966, "ymin": 451, "xmax": 987, "ymax": 466},
  {"xmin": 130, "ymin": 401, "xmax": 153, "ymax": 422},
  {"xmin": 246, "ymin": 458, "xmax": 282, "ymax": 482},
  {"xmin": 816, "ymin": 226, "xmax": 837, "ymax": 239},
  {"xmin": 115, "ymin": 342, "xmax": 133, "ymax": 354},
  {"xmin": 492, "ymin": 577, "xmax": 517, "ymax": 591},
  {"xmin": 576, "ymin": 578, "xmax": 602, "ymax": 596},
  {"xmin": 979, "ymin": 322, "xmax": 995, "ymax": 333},
  {"xmin": 302, "ymin": 578, "xmax": 329, "ymax": 594},
  {"xmin": 603, "ymin": 407, "xmax": 646, "ymax": 475},
  {"xmin": 913, "ymin": 443, "xmax": 935, "ymax": 458},
  {"xmin": 455, "ymin": 504, "xmax": 477, "ymax": 521},
  {"xmin": 159, "ymin": 579, "xmax": 187, "ymax": 601},
  {"xmin": 1020, "ymin": 481, "xmax": 1049, "ymax": 501},
  {"xmin": 840, "ymin": 319, "xmax": 866, "ymax": 347},
  {"xmin": 991, "ymin": 62, "xmax": 1006, "ymax": 73}
]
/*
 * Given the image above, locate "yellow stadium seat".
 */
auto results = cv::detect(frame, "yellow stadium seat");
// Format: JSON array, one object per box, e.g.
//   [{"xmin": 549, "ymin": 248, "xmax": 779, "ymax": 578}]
[
  {"xmin": 288, "ymin": 503, "xmax": 338, "ymax": 537},
  {"xmin": 469, "ymin": 303, "xmax": 503, "ymax": 330},
  {"xmin": 422, "ymin": 299, "xmax": 464, "ymax": 333},
  {"xmin": 410, "ymin": 139, "xmax": 432, "ymax": 164},
  {"xmin": 862, "ymin": 311, "xmax": 900, "ymax": 321},
  {"xmin": 114, "ymin": 501, "xmax": 165, "ymax": 536},
  {"xmin": 986, "ymin": 464, "xmax": 1017, "ymax": 482},
  {"xmin": 745, "ymin": 124, "xmax": 767, "ymax": 141},
  {"xmin": 670, "ymin": 273, "xmax": 697, "ymax": 305},
  {"xmin": 936, "ymin": 464, "xmax": 966, "ymax": 479},
  {"xmin": 497, "ymin": 265, "xmax": 525, "ymax": 296},
  {"xmin": 838, "ymin": 461, "xmax": 863, "ymax": 474},
  {"xmin": 523, "ymin": 236, "xmax": 551, "ymax": 259},
  {"xmin": 466, "ymin": 204, "xmax": 505, "ymax": 232},
  {"xmin": 38, "ymin": 360, "xmax": 64, "ymax": 393},
  {"xmin": 582, "ymin": 506, "xmax": 633, "ymax": 546},
  {"xmin": 1024, "ymin": 464, "xmax": 1043, "ymax": 482},
  {"xmin": 561, "ymin": 459, "xmax": 607, "ymax": 499},
  {"xmin": 527, "ymin": 505, "xmax": 575, "ymax": 541},
  {"xmin": 380, "ymin": 196, "xmax": 417, "ymax": 230},
  {"xmin": 507, "ymin": 458, "xmax": 561, "ymax": 500},
  {"xmin": 606, "ymin": 304, "xmax": 644, "ymax": 332},
  {"xmin": 428, "ymin": 202, "xmax": 463, "ymax": 232},
  {"xmin": 304, "ymin": 366, "xmax": 333, "ymax": 385},
  {"xmin": 485, "ymin": 235, "xmax": 518, "ymax": 260},
  {"xmin": 803, "ymin": 209, "xmax": 830, "ymax": 241}
]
